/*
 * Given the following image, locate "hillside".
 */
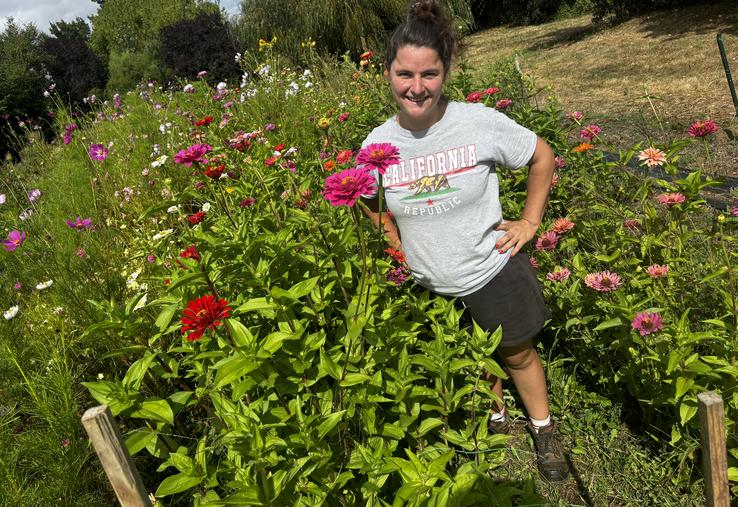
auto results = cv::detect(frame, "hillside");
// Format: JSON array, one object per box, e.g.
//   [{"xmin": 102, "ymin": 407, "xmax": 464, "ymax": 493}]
[{"xmin": 464, "ymin": 1, "xmax": 738, "ymax": 177}]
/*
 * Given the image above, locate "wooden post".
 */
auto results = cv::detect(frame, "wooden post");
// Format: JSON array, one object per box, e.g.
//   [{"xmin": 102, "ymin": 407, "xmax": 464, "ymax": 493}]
[
  {"xmin": 82, "ymin": 405, "xmax": 152, "ymax": 507},
  {"xmin": 697, "ymin": 392, "xmax": 730, "ymax": 507}
]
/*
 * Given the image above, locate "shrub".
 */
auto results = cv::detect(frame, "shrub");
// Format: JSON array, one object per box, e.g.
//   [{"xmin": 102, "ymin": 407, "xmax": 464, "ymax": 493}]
[
  {"xmin": 470, "ymin": 0, "xmax": 578, "ymax": 27},
  {"xmin": 158, "ymin": 12, "xmax": 240, "ymax": 84},
  {"xmin": 42, "ymin": 37, "xmax": 108, "ymax": 106},
  {"xmin": 106, "ymin": 50, "xmax": 161, "ymax": 93},
  {"xmin": 589, "ymin": 0, "xmax": 706, "ymax": 22}
]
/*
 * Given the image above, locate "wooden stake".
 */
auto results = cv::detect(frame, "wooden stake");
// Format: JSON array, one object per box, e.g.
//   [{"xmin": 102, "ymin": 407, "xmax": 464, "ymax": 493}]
[
  {"xmin": 82, "ymin": 405, "xmax": 152, "ymax": 507},
  {"xmin": 697, "ymin": 391, "xmax": 729, "ymax": 507}
]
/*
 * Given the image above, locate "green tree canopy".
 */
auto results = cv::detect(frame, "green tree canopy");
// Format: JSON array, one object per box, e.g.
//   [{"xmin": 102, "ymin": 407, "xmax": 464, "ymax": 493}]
[{"xmin": 49, "ymin": 17, "xmax": 91, "ymax": 41}]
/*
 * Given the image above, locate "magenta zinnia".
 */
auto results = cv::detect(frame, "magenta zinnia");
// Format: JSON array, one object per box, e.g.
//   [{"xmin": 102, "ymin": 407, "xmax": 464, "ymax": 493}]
[
  {"xmin": 174, "ymin": 143, "xmax": 212, "ymax": 166},
  {"xmin": 323, "ymin": 167, "xmax": 377, "ymax": 206},
  {"xmin": 356, "ymin": 143, "xmax": 400, "ymax": 175},
  {"xmin": 631, "ymin": 311, "xmax": 664, "ymax": 336},
  {"xmin": 637, "ymin": 147, "xmax": 666, "ymax": 168},
  {"xmin": 580, "ymin": 124, "xmax": 601, "ymax": 141},
  {"xmin": 687, "ymin": 120, "xmax": 718, "ymax": 138},
  {"xmin": 180, "ymin": 294, "xmax": 231, "ymax": 342},
  {"xmin": 535, "ymin": 231, "xmax": 559, "ymax": 251},
  {"xmin": 656, "ymin": 193, "xmax": 686, "ymax": 207},
  {"xmin": 3, "ymin": 230, "xmax": 26, "ymax": 252},
  {"xmin": 584, "ymin": 271, "xmax": 622, "ymax": 292}
]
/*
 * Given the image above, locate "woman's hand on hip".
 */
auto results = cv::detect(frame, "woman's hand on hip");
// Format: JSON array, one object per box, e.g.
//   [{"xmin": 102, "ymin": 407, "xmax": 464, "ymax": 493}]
[{"xmin": 494, "ymin": 219, "xmax": 538, "ymax": 256}]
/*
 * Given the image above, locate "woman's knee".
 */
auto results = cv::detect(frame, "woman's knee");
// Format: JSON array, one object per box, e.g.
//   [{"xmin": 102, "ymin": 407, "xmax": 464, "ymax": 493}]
[{"xmin": 498, "ymin": 340, "xmax": 538, "ymax": 370}]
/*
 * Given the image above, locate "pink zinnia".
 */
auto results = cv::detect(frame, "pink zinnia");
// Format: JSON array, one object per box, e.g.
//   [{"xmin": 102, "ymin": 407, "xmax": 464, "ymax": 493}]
[
  {"xmin": 174, "ymin": 144, "xmax": 212, "ymax": 166},
  {"xmin": 554, "ymin": 156, "xmax": 566, "ymax": 169},
  {"xmin": 580, "ymin": 124, "xmax": 601, "ymax": 141},
  {"xmin": 89, "ymin": 143, "xmax": 109, "ymax": 161},
  {"xmin": 637, "ymin": 147, "xmax": 666, "ymax": 168},
  {"xmin": 336, "ymin": 149, "xmax": 353, "ymax": 164},
  {"xmin": 466, "ymin": 91, "xmax": 483, "ymax": 103},
  {"xmin": 687, "ymin": 120, "xmax": 718, "ymax": 138},
  {"xmin": 495, "ymin": 98, "xmax": 512, "ymax": 109},
  {"xmin": 323, "ymin": 167, "xmax": 376, "ymax": 207},
  {"xmin": 656, "ymin": 193, "xmax": 686, "ymax": 207},
  {"xmin": 551, "ymin": 218, "xmax": 574, "ymax": 234},
  {"xmin": 623, "ymin": 219, "xmax": 641, "ymax": 230},
  {"xmin": 546, "ymin": 267, "xmax": 571, "ymax": 282},
  {"xmin": 529, "ymin": 256, "xmax": 539, "ymax": 269},
  {"xmin": 240, "ymin": 197, "xmax": 256, "ymax": 208},
  {"xmin": 535, "ymin": 231, "xmax": 559, "ymax": 251},
  {"xmin": 338, "ymin": 112, "xmax": 350, "ymax": 122},
  {"xmin": 551, "ymin": 172, "xmax": 559, "ymax": 187},
  {"xmin": 356, "ymin": 143, "xmax": 400, "ymax": 175},
  {"xmin": 646, "ymin": 264, "xmax": 669, "ymax": 278},
  {"xmin": 584, "ymin": 271, "xmax": 622, "ymax": 292},
  {"xmin": 631, "ymin": 311, "xmax": 664, "ymax": 336},
  {"xmin": 566, "ymin": 111, "xmax": 583, "ymax": 122},
  {"xmin": 731, "ymin": 199, "xmax": 738, "ymax": 217}
]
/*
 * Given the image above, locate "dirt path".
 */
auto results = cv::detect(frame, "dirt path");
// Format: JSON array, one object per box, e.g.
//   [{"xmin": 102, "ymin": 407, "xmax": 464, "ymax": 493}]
[{"xmin": 464, "ymin": 2, "xmax": 738, "ymax": 178}]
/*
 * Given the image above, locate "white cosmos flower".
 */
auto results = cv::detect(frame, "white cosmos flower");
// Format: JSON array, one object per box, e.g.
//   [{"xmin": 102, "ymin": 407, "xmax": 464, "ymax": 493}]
[
  {"xmin": 201, "ymin": 202, "xmax": 211, "ymax": 212},
  {"xmin": 36, "ymin": 280, "xmax": 53, "ymax": 290},
  {"xmin": 4, "ymin": 305, "xmax": 19, "ymax": 320},
  {"xmin": 151, "ymin": 155, "xmax": 168, "ymax": 167},
  {"xmin": 167, "ymin": 205, "xmax": 180, "ymax": 213}
]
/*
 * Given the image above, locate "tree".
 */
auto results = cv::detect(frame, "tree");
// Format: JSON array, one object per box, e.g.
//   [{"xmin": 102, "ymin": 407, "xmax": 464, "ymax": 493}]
[
  {"xmin": 49, "ymin": 17, "xmax": 91, "ymax": 41},
  {"xmin": 158, "ymin": 12, "xmax": 240, "ymax": 82}
]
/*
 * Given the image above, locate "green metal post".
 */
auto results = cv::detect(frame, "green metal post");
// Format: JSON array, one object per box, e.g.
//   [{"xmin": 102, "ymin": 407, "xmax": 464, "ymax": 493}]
[{"xmin": 717, "ymin": 32, "xmax": 738, "ymax": 118}]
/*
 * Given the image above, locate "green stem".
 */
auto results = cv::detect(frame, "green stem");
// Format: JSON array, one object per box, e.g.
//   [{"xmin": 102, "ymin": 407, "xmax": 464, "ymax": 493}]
[{"xmin": 351, "ymin": 206, "xmax": 369, "ymax": 319}]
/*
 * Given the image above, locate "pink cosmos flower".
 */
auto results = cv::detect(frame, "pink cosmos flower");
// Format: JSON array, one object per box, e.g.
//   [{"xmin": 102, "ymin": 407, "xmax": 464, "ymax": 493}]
[
  {"xmin": 356, "ymin": 143, "xmax": 400, "ymax": 175},
  {"xmin": 656, "ymin": 193, "xmax": 686, "ymax": 207},
  {"xmin": 66, "ymin": 217, "xmax": 93, "ymax": 230},
  {"xmin": 637, "ymin": 147, "xmax": 666, "ymax": 168},
  {"xmin": 3, "ymin": 230, "xmax": 26, "ymax": 252},
  {"xmin": 631, "ymin": 311, "xmax": 664, "ymax": 336},
  {"xmin": 174, "ymin": 144, "xmax": 212, "ymax": 166},
  {"xmin": 554, "ymin": 156, "xmax": 566, "ymax": 169},
  {"xmin": 323, "ymin": 167, "xmax": 377, "ymax": 207},
  {"xmin": 89, "ymin": 144, "xmax": 109, "ymax": 161},
  {"xmin": 551, "ymin": 218, "xmax": 575, "ymax": 234},
  {"xmin": 646, "ymin": 264, "xmax": 669, "ymax": 278},
  {"xmin": 28, "ymin": 188, "xmax": 42, "ymax": 203},
  {"xmin": 566, "ymin": 111, "xmax": 583, "ymax": 122},
  {"xmin": 546, "ymin": 267, "xmax": 571, "ymax": 282},
  {"xmin": 495, "ymin": 98, "xmax": 513, "ymax": 109},
  {"xmin": 535, "ymin": 231, "xmax": 559, "ymax": 251},
  {"xmin": 687, "ymin": 120, "xmax": 718, "ymax": 138},
  {"xmin": 580, "ymin": 124, "xmax": 601, "ymax": 140},
  {"xmin": 584, "ymin": 271, "xmax": 622, "ymax": 292}
]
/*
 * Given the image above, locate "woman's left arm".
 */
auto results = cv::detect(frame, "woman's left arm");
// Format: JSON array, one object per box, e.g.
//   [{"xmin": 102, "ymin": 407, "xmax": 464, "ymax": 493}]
[{"xmin": 495, "ymin": 136, "xmax": 555, "ymax": 256}]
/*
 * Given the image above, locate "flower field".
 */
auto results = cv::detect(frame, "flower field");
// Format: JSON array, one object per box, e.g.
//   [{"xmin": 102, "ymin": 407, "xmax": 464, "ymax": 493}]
[{"xmin": 1, "ymin": 47, "xmax": 736, "ymax": 504}]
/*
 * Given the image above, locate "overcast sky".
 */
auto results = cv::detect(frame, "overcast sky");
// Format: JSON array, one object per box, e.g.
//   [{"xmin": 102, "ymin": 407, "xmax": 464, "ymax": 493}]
[{"xmin": 1, "ymin": 0, "xmax": 242, "ymax": 33}]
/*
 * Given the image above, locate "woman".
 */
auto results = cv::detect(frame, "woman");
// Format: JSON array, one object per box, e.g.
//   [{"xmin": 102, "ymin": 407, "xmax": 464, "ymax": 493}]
[{"xmin": 359, "ymin": 0, "xmax": 568, "ymax": 482}]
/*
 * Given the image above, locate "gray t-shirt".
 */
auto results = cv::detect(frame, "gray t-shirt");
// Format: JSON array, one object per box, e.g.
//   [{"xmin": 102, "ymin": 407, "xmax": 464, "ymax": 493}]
[{"xmin": 362, "ymin": 101, "xmax": 537, "ymax": 296}]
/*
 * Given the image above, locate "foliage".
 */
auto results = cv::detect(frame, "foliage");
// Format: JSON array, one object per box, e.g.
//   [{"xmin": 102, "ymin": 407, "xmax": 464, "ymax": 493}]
[
  {"xmin": 158, "ymin": 12, "xmax": 241, "ymax": 84},
  {"xmin": 48, "ymin": 17, "xmax": 92, "ymax": 41},
  {"xmin": 470, "ymin": 0, "xmax": 579, "ymax": 27},
  {"xmin": 41, "ymin": 34, "xmax": 107, "ymax": 106},
  {"xmin": 106, "ymin": 50, "xmax": 162, "ymax": 93},
  {"xmin": 589, "ymin": 0, "xmax": 707, "ymax": 22}
]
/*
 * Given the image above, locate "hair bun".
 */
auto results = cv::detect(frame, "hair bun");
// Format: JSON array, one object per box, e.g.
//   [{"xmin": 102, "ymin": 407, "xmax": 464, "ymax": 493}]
[{"xmin": 409, "ymin": 0, "xmax": 441, "ymax": 24}]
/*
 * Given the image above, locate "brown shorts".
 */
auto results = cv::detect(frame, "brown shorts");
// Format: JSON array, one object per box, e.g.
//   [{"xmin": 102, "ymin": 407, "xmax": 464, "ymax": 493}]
[{"xmin": 457, "ymin": 253, "xmax": 550, "ymax": 348}]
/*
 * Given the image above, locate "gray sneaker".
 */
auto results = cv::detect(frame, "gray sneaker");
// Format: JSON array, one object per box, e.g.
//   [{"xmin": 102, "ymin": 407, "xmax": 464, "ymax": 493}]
[
  {"xmin": 528, "ymin": 421, "xmax": 569, "ymax": 481},
  {"xmin": 488, "ymin": 416, "xmax": 511, "ymax": 435}
]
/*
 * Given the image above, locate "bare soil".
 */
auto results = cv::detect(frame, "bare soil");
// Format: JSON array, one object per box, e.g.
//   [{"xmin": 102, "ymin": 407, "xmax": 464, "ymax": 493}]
[{"xmin": 463, "ymin": 1, "xmax": 738, "ymax": 179}]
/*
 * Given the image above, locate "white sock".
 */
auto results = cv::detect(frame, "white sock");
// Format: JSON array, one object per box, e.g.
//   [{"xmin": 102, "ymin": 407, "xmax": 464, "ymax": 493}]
[
  {"xmin": 490, "ymin": 408, "xmax": 507, "ymax": 422},
  {"xmin": 530, "ymin": 415, "xmax": 551, "ymax": 433}
]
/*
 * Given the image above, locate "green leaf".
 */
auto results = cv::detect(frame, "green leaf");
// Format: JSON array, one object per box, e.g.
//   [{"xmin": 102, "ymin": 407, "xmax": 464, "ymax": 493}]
[
  {"xmin": 319, "ymin": 349, "xmax": 341, "ymax": 380},
  {"xmin": 225, "ymin": 319, "xmax": 255, "ymax": 350},
  {"xmin": 417, "ymin": 418, "xmax": 444, "ymax": 437},
  {"xmin": 679, "ymin": 402, "xmax": 698, "ymax": 426},
  {"xmin": 167, "ymin": 271, "xmax": 207, "ymax": 291},
  {"xmin": 318, "ymin": 410, "xmax": 346, "ymax": 439},
  {"xmin": 381, "ymin": 422, "xmax": 405, "ymax": 440},
  {"xmin": 288, "ymin": 276, "xmax": 320, "ymax": 300},
  {"xmin": 675, "ymin": 377, "xmax": 694, "ymax": 398},
  {"xmin": 122, "ymin": 352, "xmax": 154, "ymax": 390},
  {"xmin": 593, "ymin": 317, "xmax": 623, "ymax": 332},
  {"xmin": 100, "ymin": 345, "xmax": 149, "ymax": 360},
  {"xmin": 131, "ymin": 399, "xmax": 174, "ymax": 425},
  {"xmin": 125, "ymin": 430, "xmax": 157, "ymax": 455},
  {"xmin": 727, "ymin": 467, "xmax": 738, "ymax": 482},
  {"xmin": 258, "ymin": 331, "xmax": 295, "ymax": 356},
  {"xmin": 236, "ymin": 297, "xmax": 277, "ymax": 314},
  {"xmin": 340, "ymin": 373, "xmax": 371, "ymax": 387},
  {"xmin": 700, "ymin": 266, "xmax": 728, "ymax": 283},
  {"xmin": 155, "ymin": 303, "xmax": 178, "ymax": 332},
  {"xmin": 155, "ymin": 473, "xmax": 203, "ymax": 497},
  {"xmin": 213, "ymin": 355, "xmax": 260, "ymax": 389}
]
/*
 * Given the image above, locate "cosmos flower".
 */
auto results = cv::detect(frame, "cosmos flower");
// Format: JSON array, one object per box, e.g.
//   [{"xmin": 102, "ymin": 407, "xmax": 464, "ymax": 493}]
[
  {"xmin": 66, "ymin": 217, "xmax": 93, "ymax": 230},
  {"xmin": 174, "ymin": 144, "xmax": 212, "ymax": 166},
  {"xmin": 89, "ymin": 144, "xmax": 109, "ymax": 161},
  {"xmin": 3, "ymin": 230, "xmax": 26, "ymax": 252}
]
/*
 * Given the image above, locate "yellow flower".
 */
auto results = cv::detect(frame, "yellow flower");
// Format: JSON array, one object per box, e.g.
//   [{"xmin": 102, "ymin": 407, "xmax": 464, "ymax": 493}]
[
  {"xmin": 225, "ymin": 187, "xmax": 235, "ymax": 194},
  {"xmin": 717, "ymin": 214, "xmax": 726, "ymax": 223},
  {"xmin": 317, "ymin": 117, "xmax": 331, "ymax": 129}
]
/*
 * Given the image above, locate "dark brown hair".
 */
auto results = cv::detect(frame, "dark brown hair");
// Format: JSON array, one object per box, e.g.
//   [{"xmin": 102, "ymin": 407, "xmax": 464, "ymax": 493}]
[{"xmin": 385, "ymin": 0, "xmax": 458, "ymax": 74}]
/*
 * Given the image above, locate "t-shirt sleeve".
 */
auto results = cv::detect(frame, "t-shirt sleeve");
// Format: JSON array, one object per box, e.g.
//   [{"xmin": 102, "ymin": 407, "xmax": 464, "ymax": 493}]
[{"xmin": 478, "ymin": 107, "xmax": 538, "ymax": 169}]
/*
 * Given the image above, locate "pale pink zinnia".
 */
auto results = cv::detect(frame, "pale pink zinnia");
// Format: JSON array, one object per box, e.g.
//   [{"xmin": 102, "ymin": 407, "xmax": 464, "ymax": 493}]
[
  {"xmin": 631, "ymin": 311, "xmax": 664, "ymax": 336},
  {"xmin": 551, "ymin": 218, "xmax": 574, "ymax": 234},
  {"xmin": 356, "ymin": 143, "xmax": 401, "ymax": 175},
  {"xmin": 580, "ymin": 124, "xmax": 601, "ymax": 141},
  {"xmin": 656, "ymin": 192, "xmax": 686, "ymax": 207},
  {"xmin": 646, "ymin": 264, "xmax": 669, "ymax": 278},
  {"xmin": 535, "ymin": 231, "xmax": 559, "ymax": 251},
  {"xmin": 322, "ymin": 167, "xmax": 377, "ymax": 207},
  {"xmin": 554, "ymin": 156, "xmax": 566, "ymax": 169},
  {"xmin": 638, "ymin": 147, "xmax": 667, "ymax": 168},
  {"xmin": 584, "ymin": 271, "xmax": 622, "ymax": 292},
  {"xmin": 495, "ymin": 98, "xmax": 513, "ymax": 109},
  {"xmin": 687, "ymin": 120, "xmax": 718, "ymax": 138},
  {"xmin": 566, "ymin": 111, "xmax": 583, "ymax": 122},
  {"xmin": 546, "ymin": 267, "xmax": 571, "ymax": 282},
  {"xmin": 529, "ymin": 256, "xmax": 539, "ymax": 269}
]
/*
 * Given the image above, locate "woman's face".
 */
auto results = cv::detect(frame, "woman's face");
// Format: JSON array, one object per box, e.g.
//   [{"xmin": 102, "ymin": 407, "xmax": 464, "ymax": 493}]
[{"xmin": 385, "ymin": 45, "xmax": 447, "ymax": 131}]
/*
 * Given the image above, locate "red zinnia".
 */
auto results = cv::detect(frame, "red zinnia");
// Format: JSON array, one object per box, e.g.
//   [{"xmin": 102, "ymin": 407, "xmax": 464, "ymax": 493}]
[
  {"xmin": 204, "ymin": 164, "xmax": 225, "ymax": 179},
  {"xmin": 385, "ymin": 247, "xmax": 406, "ymax": 264},
  {"xmin": 195, "ymin": 115, "xmax": 214, "ymax": 127},
  {"xmin": 188, "ymin": 211, "xmax": 206, "ymax": 224},
  {"xmin": 179, "ymin": 245, "xmax": 200, "ymax": 261},
  {"xmin": 180, "ymin": 294, "xmax": 231, "ymax": 341},
  {"xmin": 274, "ymin": 143, "xmax": 286, "ymax": 152},
  {"xmin": 466, "ymin": 91, "xmax": 483, "ymax": 103},
  {"xmin": 336, "ymin": 149, "xmax": 353, "ymax": 164}
]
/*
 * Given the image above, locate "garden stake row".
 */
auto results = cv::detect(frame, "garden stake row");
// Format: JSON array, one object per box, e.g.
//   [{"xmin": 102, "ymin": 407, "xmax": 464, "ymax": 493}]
[
  {"xmin": 698, "ymin": 391, "xmax": 730, "ymax": 506},
  {"xmin": 82, "ymin": 405, "xmax": 151, "ymax": 507}
]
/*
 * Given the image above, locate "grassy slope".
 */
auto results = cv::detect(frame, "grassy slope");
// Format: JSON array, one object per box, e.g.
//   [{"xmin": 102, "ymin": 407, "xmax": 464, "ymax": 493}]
[{"xmin": 463, "ymin": 1, "xmax": 738, "ymax": 178}]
